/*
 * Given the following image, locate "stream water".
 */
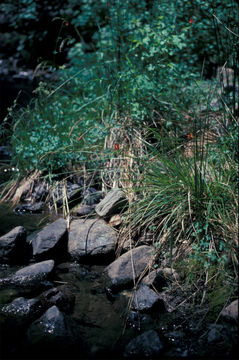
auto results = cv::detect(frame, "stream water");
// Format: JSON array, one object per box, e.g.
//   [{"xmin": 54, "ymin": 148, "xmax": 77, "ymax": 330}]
[{"xmin": 0, "ymin": 202, "xmax": 164, "ymax": 359}]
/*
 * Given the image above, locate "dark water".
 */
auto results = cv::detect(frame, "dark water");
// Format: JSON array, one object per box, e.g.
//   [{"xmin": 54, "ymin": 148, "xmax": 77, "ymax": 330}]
[
  {"xmin": 0, "ymin": 204, "xmax": 159, "ymax": 359},
  {"xmin": 0, "ymin": 202, "xmax": 59, "ymax": 237}
]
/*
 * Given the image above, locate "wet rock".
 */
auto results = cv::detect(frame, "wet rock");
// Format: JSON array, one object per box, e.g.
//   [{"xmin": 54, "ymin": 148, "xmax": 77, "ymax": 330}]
[
  {"xmin": 0, "ymin": 260, "xmax": 55, "ymax": 289},
  {"xmin": 142, "ymin": 269, "xmax": 168, "ymax": 291},
  {"xmin": 0, "ymin": 226, "xmax": 30, "ymax": 264},
  {"xmin": 15, "ymin": 259, "xmax": 54, "ymax": 279},
  {"xmin": 95, "ymin": 189, "xmax": 128, "ymax": 217},
  {"xmin": 123, "ymin": 330, "xmax": 163, "ymax": 358},
  {"xmin": 27, "ymin": 305, "xmax": 74, "ymax": 349},
  {"xmin": 126, "ymin": 310, "xmax": 154, "ymax": 330},
  {"xmin": 14, "ymin": 202, "xmax": 45, "ymax": 214},
  {"xmin": 104, "ymin": 245, "xmax": 154, "ymax": 291},
  {"xmin": 31, "ymin": 218, "xmax": 68, "ymax": 261},
  {"xmin": 68, "ymin": 219, "xmax": 117, "ymax": 262},
  {"xmin": 1, "ymin": 296, "xmax": 43, "ymax": 325},
  {"xmin": 132, "ymin": 285, "xmax": 165, "ymax": 312},
  {"xmin": 221, "ymin": 300, "xmax": 238, "ymax": 323},
  {"xmin": 39, "ymin": 286, "xmax": 75, "ymax": 314}
]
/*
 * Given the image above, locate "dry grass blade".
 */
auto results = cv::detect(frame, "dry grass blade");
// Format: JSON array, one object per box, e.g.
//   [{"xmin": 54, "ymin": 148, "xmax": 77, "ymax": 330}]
[{"xmin": 1, "ymin": 169, "xmax": 42, "ymax": 204}]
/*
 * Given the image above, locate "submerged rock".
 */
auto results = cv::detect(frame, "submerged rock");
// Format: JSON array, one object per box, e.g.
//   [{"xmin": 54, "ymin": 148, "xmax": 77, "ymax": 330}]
[
  {"xmin": 104, "ymin": 245, "xmax": 154, "ymax": 291},
  {"xmin": 123, "ymin": 330, "xmax": 164, "ymax": 358},
  {"xmin": 0, "ymin": 226, "xmax": 30, "ymax": 264},
  {"xmin": 31, "ymin": 218, "xmax": 68, "ymax": 261},
  {"xmin": 95, "ymin": 189, "xmax": 128, "ymax": 217},
  {"xmin": 68, "ymin": 219, "xmax": 117, "ymax": 262}
]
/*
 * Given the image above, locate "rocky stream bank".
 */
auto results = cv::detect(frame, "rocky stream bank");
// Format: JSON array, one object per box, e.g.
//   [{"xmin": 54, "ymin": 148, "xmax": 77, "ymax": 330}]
[{"xmin": 0, "ymin": 186, "xmax": 238, "ymax": 359}]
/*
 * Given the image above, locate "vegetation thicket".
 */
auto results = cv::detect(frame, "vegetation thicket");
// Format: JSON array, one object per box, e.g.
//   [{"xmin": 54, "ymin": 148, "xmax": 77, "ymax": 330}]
[{"xmin": 0, "ymin": 0, "xmax": 238, "ymax": 322}]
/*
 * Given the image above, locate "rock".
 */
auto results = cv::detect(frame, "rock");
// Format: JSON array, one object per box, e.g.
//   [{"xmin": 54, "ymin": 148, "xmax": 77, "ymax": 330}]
[
  {"xmin": 39, "ymin": 286, "xmax": 75, "ymax": 314},
  {"xmin": 221, "ymin": 300, "xmax": 238, "ymax": 323},
  {"xmin": 207, "ymin": 324, "xmax": 226, "ymax": 344},
  {"xmin": 0, "ymin": 146, "xmax": 11, "ymax": 161},
  {"xmin": 51, "ymin": 181, "xmax": 81, "ymax": 208},
  {"xmin": 137, "ymin": 232, "xmax": 155, "ymax": 246},
  {"xmin": 14, "ymin": 202, "xmax": 45, "ymax": 214},
  {"xmin": 126, "ymin": 310, "xmax": 154, "ymax": 330},
  {"xmin": 123, "ymin": 330, "xmax": 163, "ymax": 357},
  {"xmin": 1, "ymin": 296, "xmax": 43, "ymax": 325},
  {"xmin": 27, "ymin": 305, "xmax": 73, "ymax": 348},
  {"xmin": 95, "ymin": 189, "xmax": 128, "ymax": 217},
  {"xmin": 68, "ymin": 219, "xmax": 117, "ymax": 262},
  {"xmin": 31, "ymin": 218, "xmax": 68, "ymax": 261},
  {"xmin": 142, "ymin": 269, "xmax": 168, "ymax": 291},
  {"xmin": 32, "ymin": 182, "xmax": 48, "ymax": 202},
  {"xmin": 0, "ymin": 226, "xmax": 30, "ymax": 264},
  {"xmin": 121, "ymin": 239, "xmax": 132, "ymax": 253},
  {"xmin": 109, "ymin": 214, "xmax": 122, "ymax": 227},
  {"xmin": 15, "ymin": 259, "xmax": 55, "ymax": 277},
  {"xmin": 82, "ymin": 187, "xmax": 102, "ymax": 205},
  {"xmin": 104, "ymin": 245, "xmax": 154, "ymax": 291},
  {"xmin": 132, "ymin": 285, "xmax": 165, "ymax": 312},
  {"xmin": 162, "ymin": 267, "xmax": 180, "ymax": 281},
  {"xmin": 73, "ymin": 204, "xmax": 95, "ymax": 217},
  {"xmin": 0, "ymin": 260, "xmax": 55, "ymax": 289}
]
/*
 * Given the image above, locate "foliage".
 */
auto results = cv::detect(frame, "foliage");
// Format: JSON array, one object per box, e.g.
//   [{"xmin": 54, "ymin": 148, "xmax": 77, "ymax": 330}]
[{"xmin": 4, "ymin": 78, "xmax": 109, "ymax": 174}]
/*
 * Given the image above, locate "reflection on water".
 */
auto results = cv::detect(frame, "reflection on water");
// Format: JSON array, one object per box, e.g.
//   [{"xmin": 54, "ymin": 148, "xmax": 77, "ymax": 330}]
[{"xmin": 0, "ymin": 203, "xmax": 59, "ymax": 237}]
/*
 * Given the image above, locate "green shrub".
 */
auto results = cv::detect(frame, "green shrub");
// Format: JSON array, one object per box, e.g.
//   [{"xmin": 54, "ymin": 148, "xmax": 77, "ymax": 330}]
[{"xmin": 5, "ymin": 78, "xmax": 109, "ymax": 174}]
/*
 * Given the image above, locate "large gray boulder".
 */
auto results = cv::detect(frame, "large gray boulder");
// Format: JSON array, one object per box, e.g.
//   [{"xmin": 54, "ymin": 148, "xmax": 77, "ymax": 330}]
[
  {"xmin": 31, "ymin": 218, "xmax": 68, "ymax": 261},
  {"xmin": 0, "ymin": 226, "xmax": 29, "ymax": 264},
  {"xmin": 68, "ymin": 219, "xmax": 117, "ymax": 261},
  {"xmin": 95, "ymin": 189, "xmax": 127, "ymax": 217},
  {"xmin": 104, "ymin": 245, "xmax": 154, "ymax": 291},
  {"xmin": 123, "ymin": 330, "xmax": 164, "ymax": 358},
  {"xmin": 0, "ymin": 260, "xmax": 55, "ymax": 289}
]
